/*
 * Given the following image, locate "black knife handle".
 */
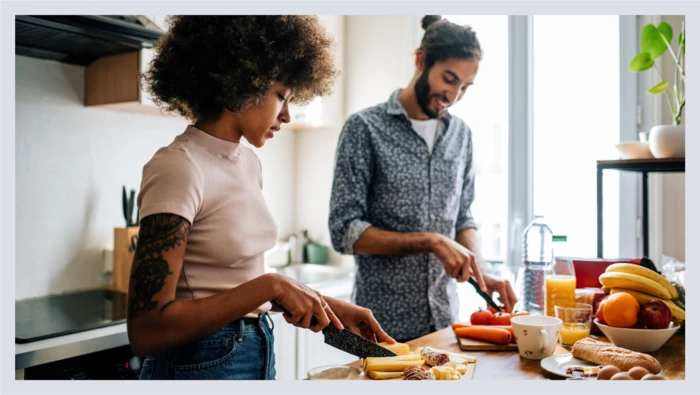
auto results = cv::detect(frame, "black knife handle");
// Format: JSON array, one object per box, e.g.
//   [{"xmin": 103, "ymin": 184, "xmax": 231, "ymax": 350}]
[
  {"xmin": 468, "ymin": 277, "xmax": 502, "ymax": 312},
  {"xmin": 274, "ymin": 303, "xmax": 319, "ymax": 326},
  {"xmin": 122, "ymin": 186, "xmax": 129, "ymax": 226}
]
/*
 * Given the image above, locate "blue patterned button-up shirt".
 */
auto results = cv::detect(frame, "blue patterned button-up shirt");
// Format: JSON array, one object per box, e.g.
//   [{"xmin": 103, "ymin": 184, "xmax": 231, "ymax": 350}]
[{"xmin": 329, "ymin": 89, "xmax": 477, "ymax": 341}]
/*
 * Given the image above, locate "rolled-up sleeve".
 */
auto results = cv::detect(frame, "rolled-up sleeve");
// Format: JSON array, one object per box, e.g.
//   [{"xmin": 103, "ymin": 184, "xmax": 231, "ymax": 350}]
[
  {"xmin": 455, "ymin": 127, "xmax": 477, "ymax": 232},
  {"xmin": 329, "ymin": 114, "xmax": 374, "ymax": 255}
]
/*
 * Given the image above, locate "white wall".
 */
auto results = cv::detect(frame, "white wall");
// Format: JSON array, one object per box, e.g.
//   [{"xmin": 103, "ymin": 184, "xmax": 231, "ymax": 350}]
[
  {"xmin": 15, "ymin": 55, "xmax": 296, "ymax": 299},
  {"xmin": 658, "ymin": 15, "xmax": 685, "ymax": 262},
  {"xmin": 344, "ymin": 16, "xmax": 417, "ymax": 117},
  {"xmin": 292, "ymin": 16, "xmax": 417, "ymax": 268},
  {"xmin": 293, "ymin": 16, "xmax": 346, "ymax": 266},
  {"xmin": 250, "ymin": 132, "xmax": 296, "ymax": 240}
]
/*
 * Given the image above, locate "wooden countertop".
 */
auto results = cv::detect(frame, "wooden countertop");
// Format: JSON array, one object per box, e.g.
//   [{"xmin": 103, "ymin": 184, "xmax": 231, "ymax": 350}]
[{"xmin": 350, "ymin": 328, "xmax": 685, "ymax": 380}]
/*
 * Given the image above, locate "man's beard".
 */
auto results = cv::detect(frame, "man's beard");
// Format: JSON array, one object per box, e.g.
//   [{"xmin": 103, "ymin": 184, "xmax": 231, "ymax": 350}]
[{"xmin": 414, "ymin": 69, "xmax": 446, "ymax": 119}]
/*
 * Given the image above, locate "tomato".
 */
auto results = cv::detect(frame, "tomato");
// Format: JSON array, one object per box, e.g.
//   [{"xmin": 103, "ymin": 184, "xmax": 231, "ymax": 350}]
[
  {"xmin": 489, "ymin": 312, "xmax": 512, "ymax": 326},
  {"xmin": 470, "ymin": 309, "xmax": 494, "ymax": 325}
]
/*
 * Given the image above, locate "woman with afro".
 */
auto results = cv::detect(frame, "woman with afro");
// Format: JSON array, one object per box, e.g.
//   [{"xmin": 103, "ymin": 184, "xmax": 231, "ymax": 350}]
[{"xmin": 128, "ymin": 16, "xmax": 394, "ymax": 380}]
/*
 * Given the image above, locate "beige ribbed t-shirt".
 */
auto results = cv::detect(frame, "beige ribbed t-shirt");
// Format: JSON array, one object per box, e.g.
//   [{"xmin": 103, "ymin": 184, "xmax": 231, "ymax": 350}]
[{"xmin": 137, "ymin": 125, "xmax": 277, "ymax": 316}]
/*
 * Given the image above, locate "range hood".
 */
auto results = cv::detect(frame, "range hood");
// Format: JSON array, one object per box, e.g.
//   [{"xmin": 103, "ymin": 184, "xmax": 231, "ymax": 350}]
[{"xmin": 16, "ymin": 15, "xmax": 165, "ymax": 66}]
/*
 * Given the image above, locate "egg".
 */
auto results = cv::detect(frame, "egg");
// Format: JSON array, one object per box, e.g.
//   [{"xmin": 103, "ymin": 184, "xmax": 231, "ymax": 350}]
[
  {"xmin": 627, "ymin": 366, "xmax": 650, "ymax": 380},
  {"xmin": 597, "ymin": 365, "xmax": 622, "ymax": 380},
  {"xmin": 610, "ymin": 372, "xmax": 633, "ymax": 380},
  {"xmin": 641, "ymin": 374, "xmax": 666, "ymax": 380}
]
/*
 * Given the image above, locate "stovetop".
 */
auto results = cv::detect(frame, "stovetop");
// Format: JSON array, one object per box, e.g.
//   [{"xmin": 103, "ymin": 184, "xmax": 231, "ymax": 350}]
[{"xmin": 16, "ymin": 289, "xmax": 128, "ymax": 344}]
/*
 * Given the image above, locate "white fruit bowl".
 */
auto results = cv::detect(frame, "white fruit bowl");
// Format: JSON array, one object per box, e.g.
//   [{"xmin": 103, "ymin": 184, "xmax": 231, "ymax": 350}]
[
  {"xmin": 594, "ymin": 319, "xmax": 680, "ymax": 352},
  {"xmin": 615, "ymin": 142, "xmax": 654, "ymax": 159}
]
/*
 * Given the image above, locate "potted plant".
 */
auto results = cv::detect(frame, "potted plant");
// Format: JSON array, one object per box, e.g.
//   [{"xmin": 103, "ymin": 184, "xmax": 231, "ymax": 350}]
[{"xmin": 630, "ymin": 21, "xmax": 685, "ymax": 158}]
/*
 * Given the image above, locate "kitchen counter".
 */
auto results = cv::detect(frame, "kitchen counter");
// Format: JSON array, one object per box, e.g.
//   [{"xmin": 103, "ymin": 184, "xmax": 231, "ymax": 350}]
[
  {"xmin": 16, "ymin": 264, "xmax": 354, "ymax": 372},
  {"xmin": 348, "ymin": 328, "xmax": 685, "ymax": 380}
]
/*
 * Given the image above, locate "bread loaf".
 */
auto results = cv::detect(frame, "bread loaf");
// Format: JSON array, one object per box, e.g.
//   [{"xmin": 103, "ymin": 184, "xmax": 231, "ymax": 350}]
[{"xmin": 571, "ymin": 338, "xmax": 662, "ymax": 374}]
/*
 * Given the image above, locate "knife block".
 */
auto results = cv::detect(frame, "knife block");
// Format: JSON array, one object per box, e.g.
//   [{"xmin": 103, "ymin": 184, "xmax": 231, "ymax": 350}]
[{"xmin": 112, "ymin": 226, "xmax": 139, "ymax": 294}]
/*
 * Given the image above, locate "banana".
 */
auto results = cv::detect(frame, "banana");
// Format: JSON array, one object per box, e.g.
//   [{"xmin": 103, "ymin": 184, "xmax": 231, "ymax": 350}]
[
  {"xmin": 610, "ymin": 288, "xmax": 685, "ymax": 322},
  {"xmin": 605, "ymin": 263, "xmax": 678, "ymax": 299},
  {"xmin": 599, "ymin": 272, "xmax": 672, "ymax": 299}
]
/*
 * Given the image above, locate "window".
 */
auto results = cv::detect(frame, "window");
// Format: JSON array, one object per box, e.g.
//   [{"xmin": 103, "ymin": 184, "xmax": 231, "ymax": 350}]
[
  {"xmin": 443, "ymin": 15, "xmax": 510, "ymax": 263},
  {"xmin": 440, "ymin": 16, "xmax": 510, "ymax": 317},
  {"xmin": 533, "ymin": 16, "xmax": 621, "ymax": 257},
  {"xmin": 425, "ymin": 16, "xmax": 626, "ymax": 317}
]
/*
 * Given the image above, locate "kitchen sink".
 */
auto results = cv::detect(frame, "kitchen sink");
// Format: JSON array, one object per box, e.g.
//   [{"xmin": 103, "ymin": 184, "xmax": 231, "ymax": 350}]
[{"xmin": 272, "ymin": 264, "xmax": 353, "ymax": 287}]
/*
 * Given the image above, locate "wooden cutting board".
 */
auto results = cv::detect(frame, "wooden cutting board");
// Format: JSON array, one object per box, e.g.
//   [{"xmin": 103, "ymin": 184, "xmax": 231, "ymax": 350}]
[
  {"xmin": 349, "ymin": 351, "xmax": 477, "ymax": 380},
  {"xmin": 359, "ymin": 360, "xmax": 476, "ymax": 380},
  {"xmin": 458, "ymin": 336, "xmax": 518, "ymax": 351}
]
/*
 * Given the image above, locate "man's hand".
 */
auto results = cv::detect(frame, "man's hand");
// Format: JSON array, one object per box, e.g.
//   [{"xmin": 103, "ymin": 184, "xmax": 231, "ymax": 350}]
[
  {"xmin": 430, "ymin": 234, "xmax": 487, "ymax": 292},
  {"xmin": 482, "ymin": 272, "xmax": 517, "ymax": 313}
]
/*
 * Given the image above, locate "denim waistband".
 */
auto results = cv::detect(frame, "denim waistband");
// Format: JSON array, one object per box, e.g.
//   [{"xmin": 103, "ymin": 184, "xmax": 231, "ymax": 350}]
[{"xmin": 219, "ymin": 312, "xmax": 274, "ymax": 335}]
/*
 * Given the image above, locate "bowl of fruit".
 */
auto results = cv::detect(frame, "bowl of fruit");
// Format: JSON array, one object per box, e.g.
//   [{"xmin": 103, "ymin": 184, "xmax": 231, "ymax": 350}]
[
  {"xmin": 595, "ymin": 264, "xmax": 685, "ymax": 352},
  {"xmin": 594, "ymin": 293, "xmax": 681, "ymax": 353}
]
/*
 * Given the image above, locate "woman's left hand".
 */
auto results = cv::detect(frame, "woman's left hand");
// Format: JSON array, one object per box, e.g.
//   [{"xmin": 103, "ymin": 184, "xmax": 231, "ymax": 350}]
[{"xmin": 324, "ymin": 296, "xmax": 395, "ymax": 344}]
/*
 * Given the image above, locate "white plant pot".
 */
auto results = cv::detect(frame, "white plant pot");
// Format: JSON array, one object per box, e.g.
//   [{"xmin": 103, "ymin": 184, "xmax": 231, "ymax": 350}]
[{"xmin": 649, "ymin": 124, "xmax": 685, "ymax": 158}]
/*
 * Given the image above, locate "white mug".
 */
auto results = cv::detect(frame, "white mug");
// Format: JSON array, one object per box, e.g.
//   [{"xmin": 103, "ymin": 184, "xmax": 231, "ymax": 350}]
[{"xmin": 511, "ymin": 315, "xmax": 562, "ymax": 360}]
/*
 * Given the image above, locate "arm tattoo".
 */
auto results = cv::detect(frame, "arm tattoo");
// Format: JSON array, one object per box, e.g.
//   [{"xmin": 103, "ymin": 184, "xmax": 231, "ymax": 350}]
[{"xmin": 128, "ymin": 214, "xmax": 190, "ymax": 319}]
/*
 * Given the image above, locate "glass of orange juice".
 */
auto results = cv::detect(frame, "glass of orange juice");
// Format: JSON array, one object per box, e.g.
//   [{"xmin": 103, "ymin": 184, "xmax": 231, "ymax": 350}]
[
  {"xmin": 545, "ymin": 258, "xmax": 576, "ymax": 316},
  {"xmin": 555, "ymin": 303, "xmax": 593, "ymax": 347}
]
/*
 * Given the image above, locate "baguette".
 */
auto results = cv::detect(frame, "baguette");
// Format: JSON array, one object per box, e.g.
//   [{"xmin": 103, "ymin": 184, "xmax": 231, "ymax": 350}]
[{"xmin": 571, "ymin": 338, "xmax": 662, "ymax": 374}]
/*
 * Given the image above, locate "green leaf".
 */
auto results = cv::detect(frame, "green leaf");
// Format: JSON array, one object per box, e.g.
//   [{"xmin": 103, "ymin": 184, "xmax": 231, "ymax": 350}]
[
  {"xmin": 657, "ymin": 22, "xmax": 673, "ymax": 46},
  {"xmin": 678, "ymin": 30, "xmax": 685, "ymax": 51},
  {"xmin": 648, "ymin": 81, "xmax": 669, "ymax": 95},
  {"xmin": 630, "ymin": 52, "xmax": 654, "ymax": 72},
  {"xmin": 641, "ymin": 24, "xmax": 668, "ymax": 59}
]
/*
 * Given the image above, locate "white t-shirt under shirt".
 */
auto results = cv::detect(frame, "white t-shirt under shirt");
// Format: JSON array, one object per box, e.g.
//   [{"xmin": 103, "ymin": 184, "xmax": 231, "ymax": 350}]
[{"xmin": 409, "ymin": 118, "xmax": 444, "ymax": 153}]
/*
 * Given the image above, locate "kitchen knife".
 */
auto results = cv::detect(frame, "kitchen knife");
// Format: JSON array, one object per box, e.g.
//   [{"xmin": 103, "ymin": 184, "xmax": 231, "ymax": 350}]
[
  {"xmin": 321, "ymin": 324, "xmax": 397, "ymax": 358},
  {"xmin": 467, "ymin": 277, "xmax": 502, "ymax": 312},
  {"xmin": 122, "ymin": 186, "xmax": 129, "ymax": 227},
  {"xmin": 128, "ymin": 189, "xmax": 136, "ymax": 226},
  {"xmin": 272, "ymin": 302, "xmax": 397, "ymax": 358}
]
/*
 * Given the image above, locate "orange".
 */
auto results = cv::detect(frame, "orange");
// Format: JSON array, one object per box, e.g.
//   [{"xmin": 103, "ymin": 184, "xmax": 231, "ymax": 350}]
[
  {"xmin": 602, "ymin": 292, "xmax": 639, "ymax": 328},
  {"xmin": 596, "ymin": 298, "xmax": 609, "ymax": 325}
]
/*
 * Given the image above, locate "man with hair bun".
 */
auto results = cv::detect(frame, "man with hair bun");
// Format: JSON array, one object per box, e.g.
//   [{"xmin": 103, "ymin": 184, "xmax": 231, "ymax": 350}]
[{"xmin": 329, "ymin": 15, "xmax": 516, "ymax": 342}]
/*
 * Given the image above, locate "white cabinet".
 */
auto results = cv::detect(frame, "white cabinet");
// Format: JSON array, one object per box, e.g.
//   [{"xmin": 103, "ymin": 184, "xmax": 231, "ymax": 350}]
[
  {"xmin": 296, "ymin": 326, "xmax": 357, "ymax": 380},
  {"xmin": 271, "ymin": 312, "xmax": 297, "ymax": 380},
  {"xmin": 270, "ymin": 279, "xmax": 355, "ymax": 380}
]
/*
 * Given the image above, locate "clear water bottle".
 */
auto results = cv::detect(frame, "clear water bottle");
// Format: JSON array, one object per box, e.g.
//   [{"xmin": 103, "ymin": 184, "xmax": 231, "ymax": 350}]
[{"xmin": 514, "ymin": 216, "xmax": 553, "ymax": 315}]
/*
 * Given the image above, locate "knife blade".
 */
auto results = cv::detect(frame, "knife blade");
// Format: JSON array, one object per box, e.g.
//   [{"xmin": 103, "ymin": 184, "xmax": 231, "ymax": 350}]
[
  {"xmin": 272, "ymin": 302, "xmax": 397, "ymax": 358},
  {"xmin": 467, "ymin": 277, "xmax": 502, "ymax": 312},
  {"xmin": 321, "ymin": 324, "xmax": 397, "ymax": 358}
]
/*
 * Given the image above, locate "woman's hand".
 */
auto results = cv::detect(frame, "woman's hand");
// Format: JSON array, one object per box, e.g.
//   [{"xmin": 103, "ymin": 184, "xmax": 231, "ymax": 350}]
[
  {"xmin": 270, "ymin": 273, "xmax": 343, "ymax": 332},
  {"xmin": 324, "ymin": 296, "xmax": 395, "ymax": 344}
]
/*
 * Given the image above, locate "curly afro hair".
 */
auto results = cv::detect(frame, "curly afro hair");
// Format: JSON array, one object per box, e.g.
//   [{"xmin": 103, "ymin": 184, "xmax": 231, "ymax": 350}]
[{"xmin": 142, "ymin": 16, "xmax": 340, "ymax": 122}]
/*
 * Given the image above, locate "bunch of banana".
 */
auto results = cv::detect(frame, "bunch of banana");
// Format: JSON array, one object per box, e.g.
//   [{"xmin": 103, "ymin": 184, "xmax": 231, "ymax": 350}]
[{"xmin": 601, "ymin": 263, "xmax": 685, "ymax": 323}]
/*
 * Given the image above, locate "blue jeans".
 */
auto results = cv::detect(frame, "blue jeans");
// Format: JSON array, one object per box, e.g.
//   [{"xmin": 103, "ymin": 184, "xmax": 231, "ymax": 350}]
[{"xmin": 139, "ymin": 312, "xmax": 276, "ymax": 380}]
